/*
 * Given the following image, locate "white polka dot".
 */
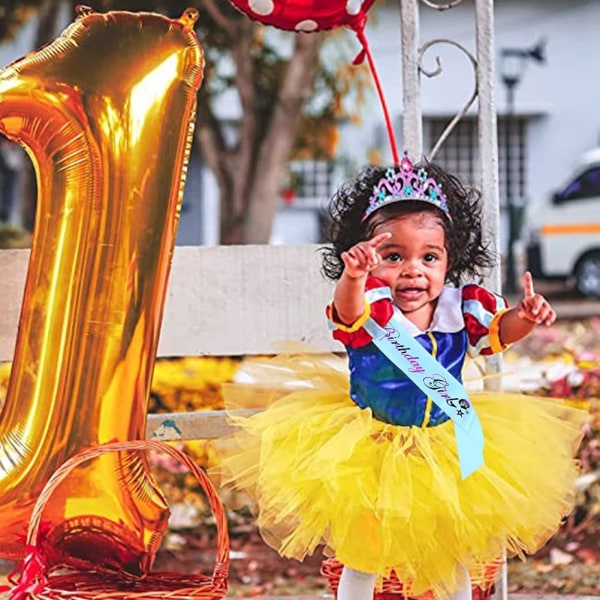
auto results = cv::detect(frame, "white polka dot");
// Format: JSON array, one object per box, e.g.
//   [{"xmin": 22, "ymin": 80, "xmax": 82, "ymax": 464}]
[
  {"xmin": 295, "ymin": 19, "xmax": 318, "ymax": 32},
  {"xmin": 249, "ymin": 0, "xmax": 274, "ymax": 16},
  {"xmin": 346, "ymin": 0, "xmax": 364, "ymax": 15}
]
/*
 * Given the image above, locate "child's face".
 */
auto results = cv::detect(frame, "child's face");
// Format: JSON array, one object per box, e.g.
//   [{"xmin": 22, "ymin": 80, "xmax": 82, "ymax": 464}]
[{"xmin": 370, "ymin": 212, "xmax": 448, "ymax": 329}]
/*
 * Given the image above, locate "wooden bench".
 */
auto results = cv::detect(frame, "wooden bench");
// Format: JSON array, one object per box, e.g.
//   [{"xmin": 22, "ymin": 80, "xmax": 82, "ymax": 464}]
[{"xmin": 0, "ymin": 244, "xmax": 336, "ymax": 440}]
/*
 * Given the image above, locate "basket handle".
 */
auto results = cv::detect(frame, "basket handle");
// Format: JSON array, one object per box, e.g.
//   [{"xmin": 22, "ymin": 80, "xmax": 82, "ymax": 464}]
[{"xmin": 25, "ymin": 439, "xmax": 229, "ymax": 585}]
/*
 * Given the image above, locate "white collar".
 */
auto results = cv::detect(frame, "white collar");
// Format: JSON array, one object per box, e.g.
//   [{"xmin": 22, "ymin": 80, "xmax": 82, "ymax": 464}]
[{"xmin": 393, "ymin": 286, "xmax": 464, "ymax": 336}]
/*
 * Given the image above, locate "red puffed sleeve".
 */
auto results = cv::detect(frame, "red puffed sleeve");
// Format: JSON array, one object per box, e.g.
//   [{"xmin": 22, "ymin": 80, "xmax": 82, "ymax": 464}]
[
  {"xmin": 462, "ymin": 284, "xmax": 511, "ymax": 357},
  {"xmin": 326, "ymin": 276, "xmax": 394, "ymax": 348}
]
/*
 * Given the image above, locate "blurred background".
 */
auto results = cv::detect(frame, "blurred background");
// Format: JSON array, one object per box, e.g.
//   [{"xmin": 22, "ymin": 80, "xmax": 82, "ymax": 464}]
[
  {"xmin": 0, "ymin": 2, "xmax": 598, "ymax": 596},
  {"xmin": 0, "ymin": 0, "xmax": 598, "ymax": 298}
]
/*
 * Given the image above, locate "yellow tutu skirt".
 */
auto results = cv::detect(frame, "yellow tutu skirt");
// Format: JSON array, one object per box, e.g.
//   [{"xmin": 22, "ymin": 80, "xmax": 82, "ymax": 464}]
[{"xmin": 213, "ymin": 354, "xmax": 586, "ymax": 597}]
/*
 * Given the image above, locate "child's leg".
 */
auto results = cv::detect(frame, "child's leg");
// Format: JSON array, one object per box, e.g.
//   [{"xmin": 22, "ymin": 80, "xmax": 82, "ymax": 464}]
[
  {"xmin": 337, "ymin": 565, "xmax": 377, "ymax": 600},
  {"xmin": 448, "ymin": 565, "xmax": 472, "ymax": 600},
  {"xmin": 337, "ymin": 564, "xmax": 470, "ymax": 600}
]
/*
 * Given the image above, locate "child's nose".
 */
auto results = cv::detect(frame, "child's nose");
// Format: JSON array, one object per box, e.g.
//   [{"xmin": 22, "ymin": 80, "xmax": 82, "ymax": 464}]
[{"xmin": 401, "ymin": 260, "xmax": 422, "ymax": 277}]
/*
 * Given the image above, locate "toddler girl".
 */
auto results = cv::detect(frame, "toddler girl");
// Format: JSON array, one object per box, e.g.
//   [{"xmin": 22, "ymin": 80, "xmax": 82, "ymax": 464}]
[{"xmin": 216, "ymin": 156, "xmax": 586, "ymax": 600}]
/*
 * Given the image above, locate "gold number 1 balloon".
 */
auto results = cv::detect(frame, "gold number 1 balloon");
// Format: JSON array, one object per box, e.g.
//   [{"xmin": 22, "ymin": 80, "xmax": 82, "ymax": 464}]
[{"xmin": 0, "ymin": 6, "xmax": 203, "ymax": 573}]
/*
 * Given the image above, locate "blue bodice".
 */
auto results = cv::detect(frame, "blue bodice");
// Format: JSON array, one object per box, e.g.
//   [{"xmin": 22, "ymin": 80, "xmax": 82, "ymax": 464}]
[{"xmin": 347, "ymin": 329, "xmax": 468, "ymax": 427}]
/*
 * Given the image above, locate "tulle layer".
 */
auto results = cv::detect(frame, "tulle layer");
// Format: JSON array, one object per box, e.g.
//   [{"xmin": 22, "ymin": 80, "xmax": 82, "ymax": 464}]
[{"xmin": 214, "ymin": 355, "xmax": 586, "ymax": 597}]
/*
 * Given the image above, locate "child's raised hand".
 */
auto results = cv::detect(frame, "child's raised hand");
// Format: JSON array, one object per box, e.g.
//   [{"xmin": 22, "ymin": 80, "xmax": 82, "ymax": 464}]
[
  {"xmin": 517, "ymin": 271, "xmax": 556, "ymax": 326},
  {"xmin": 341, "ymin": 232, "xmax": 391, "ymax": 279}
]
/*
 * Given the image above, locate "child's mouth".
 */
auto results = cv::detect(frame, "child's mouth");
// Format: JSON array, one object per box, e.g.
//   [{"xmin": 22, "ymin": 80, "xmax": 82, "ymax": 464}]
[{"xmin": 396, "ymin": 288, "xmax": 426, "ymax": 299}]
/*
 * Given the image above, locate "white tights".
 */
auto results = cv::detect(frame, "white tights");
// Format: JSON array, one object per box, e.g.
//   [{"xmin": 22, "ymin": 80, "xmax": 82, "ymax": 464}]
[
  {"xmin": 337, "ymin": 565, "xmax": 472, "ymax": 600},
  {"xmin": 448, "ymin": 565, "xmax": 473, "ymax": 600},
  {"xmin": 337, "ymin": 566, "xmax": 377, "ymax": 600}
]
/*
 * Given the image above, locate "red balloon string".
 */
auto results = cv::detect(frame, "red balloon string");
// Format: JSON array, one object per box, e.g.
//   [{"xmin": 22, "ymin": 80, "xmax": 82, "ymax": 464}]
[
  {"xmin": 6, "ymin": 545, "xmax": 48, "ymax": 600},
  {"xmin": 352, "ymin": 22, "xmax": 400, "ymax": 165}
]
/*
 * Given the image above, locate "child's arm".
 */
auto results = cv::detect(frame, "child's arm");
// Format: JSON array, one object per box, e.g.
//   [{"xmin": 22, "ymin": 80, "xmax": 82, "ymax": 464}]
[
  {"xmin": 333, "ymin": 232, "xmax": 391, "ymax": 326},
  {"xmin": 499, "ymin": 271, "xmax": 556, "ymax": 345}
]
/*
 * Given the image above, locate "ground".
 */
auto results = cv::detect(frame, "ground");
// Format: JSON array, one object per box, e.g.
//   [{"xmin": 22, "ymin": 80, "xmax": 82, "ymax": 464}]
[{"xmin": 150, "ymin": 506, "xmax": 600, "ymax": 598}]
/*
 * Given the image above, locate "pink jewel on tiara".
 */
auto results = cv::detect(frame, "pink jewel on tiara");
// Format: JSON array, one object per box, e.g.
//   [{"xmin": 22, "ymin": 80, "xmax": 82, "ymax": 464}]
[
  {"xmin": 362, "ymin": 153, "xmax": 451, "ymax": 221},
  {"xmin": 400, "ymin": 154, "xmax": 412, "ymax": 172}
]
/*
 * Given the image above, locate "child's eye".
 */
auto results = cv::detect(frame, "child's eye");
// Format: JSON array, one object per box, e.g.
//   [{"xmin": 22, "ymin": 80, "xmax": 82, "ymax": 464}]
[
  {"xmin": 384, "ymin": 252, "xmax": 401, "ymax": 263},
  {"xmin": 424, "ymin": 253, "xmax": 438, "ymax": 263}
]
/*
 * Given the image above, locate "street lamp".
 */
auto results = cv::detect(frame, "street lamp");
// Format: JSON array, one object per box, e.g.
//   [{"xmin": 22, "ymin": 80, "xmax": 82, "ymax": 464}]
[{"xmin": 500, "ymin": 40, "xmax": 545, "ymax": 294}]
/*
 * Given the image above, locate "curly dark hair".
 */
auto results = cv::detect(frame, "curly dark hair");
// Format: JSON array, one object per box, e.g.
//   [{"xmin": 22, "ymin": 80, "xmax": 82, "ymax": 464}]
[{"xmin": 320, "ymin": 162, "xmax": 497, "ymax": 286}]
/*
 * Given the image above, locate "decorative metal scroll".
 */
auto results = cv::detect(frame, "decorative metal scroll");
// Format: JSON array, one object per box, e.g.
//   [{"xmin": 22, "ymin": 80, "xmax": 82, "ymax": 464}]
[
  {"xmin": 418, "ymin": 38, "xmax": 478, "ymax": 161},
  {"xmin": 419, "ymin": 0, "xmax": 467, "ymax": 10}
]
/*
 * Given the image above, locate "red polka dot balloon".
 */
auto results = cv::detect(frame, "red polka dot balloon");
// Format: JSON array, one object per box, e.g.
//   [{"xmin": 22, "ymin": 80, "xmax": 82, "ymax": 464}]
[{"xmin": 229, "ymin": 0, "xmax": 376, "ymax": 33}]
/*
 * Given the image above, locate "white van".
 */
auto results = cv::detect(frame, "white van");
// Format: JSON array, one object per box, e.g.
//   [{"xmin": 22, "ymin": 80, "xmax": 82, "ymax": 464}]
[{"xmin": 525, "ymin": 148, "xmax": 600, "ymax": 297}]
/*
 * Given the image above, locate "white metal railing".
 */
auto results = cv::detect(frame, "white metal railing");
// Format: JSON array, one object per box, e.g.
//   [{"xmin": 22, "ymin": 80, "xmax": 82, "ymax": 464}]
[{"xmin": 401, "ymin": 1, "xmax": 507, "ymax": 595}]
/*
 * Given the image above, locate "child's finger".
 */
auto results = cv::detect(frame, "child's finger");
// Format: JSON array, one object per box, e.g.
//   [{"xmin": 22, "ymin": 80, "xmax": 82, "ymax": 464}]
[
  {"xmin": 355, "ymin": 245, "xmax": 374, "ymax": 264},
  {"xmin": 342, "ymin": 249, "xmax": 363, "ymax": 265},
  {"xmin": 517, "ymin": 301, "xmax": 531, "ymax": 320},
  {"xmin": 341, "ymin": 251, "xmax": 356, "ymax": 267},
  {"xmin": 363, "ymin": 244, "xmax": 383, "ymax": 266},
  {"xmin": 341, "ymin": 253, "xmax": 367, "ymax": 279},
  {"xmin": 522, "ymin": 271, "xmax": 535, "ymax": 299},
  {"xmin": 538, "ymin": 301, "xmax": 556, "ymax": 324},
  {"xmin": 517, "ymin": 298, "xmax": 536, "ymax": 321},
  {"xmin": 535, "ymin": 303, "xmax": 552, "ymax": 324},
  {"xmin": 545, "ymin": 308, "xmax": 557, "ymax": 326},
  {"xmin": 532, "ymin": 294, "xmax": 551, "ymax": 317},
  {"xmin": 368, "ymin": 232, "xmax": 392, "ymax": 248}
]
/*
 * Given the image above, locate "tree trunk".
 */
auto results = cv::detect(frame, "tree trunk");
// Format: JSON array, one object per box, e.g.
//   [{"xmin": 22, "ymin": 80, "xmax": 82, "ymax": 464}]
[{"xmin": 242, "ymin": 34, "xmax": 321, "ymax": 244}]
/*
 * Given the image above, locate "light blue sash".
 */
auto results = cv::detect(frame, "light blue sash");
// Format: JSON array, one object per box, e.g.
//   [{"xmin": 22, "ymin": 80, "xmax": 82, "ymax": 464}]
[{"xmin": 362, "ymin": 314, "xmax": 484, "ymax": 479}]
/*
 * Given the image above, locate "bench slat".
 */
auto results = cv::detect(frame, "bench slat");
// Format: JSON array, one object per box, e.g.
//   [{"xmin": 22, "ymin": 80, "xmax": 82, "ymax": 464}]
[
  {"xmin": 147, "ymin": 410, "xmax": 234, "ymax": 440},
  {"xmin": 0, "ymin": 245, "xmax": 337, "ymax": 361}
]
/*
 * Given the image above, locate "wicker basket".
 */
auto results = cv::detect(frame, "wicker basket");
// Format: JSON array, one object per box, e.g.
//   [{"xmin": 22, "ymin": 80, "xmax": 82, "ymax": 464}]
[
  {"xmin": 5, "ymin": 440, "xmax": 229, "ymax": 600},
  {"xmin": 321, "ymin": 557, "xmax": 502, "ymax": 600}
]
